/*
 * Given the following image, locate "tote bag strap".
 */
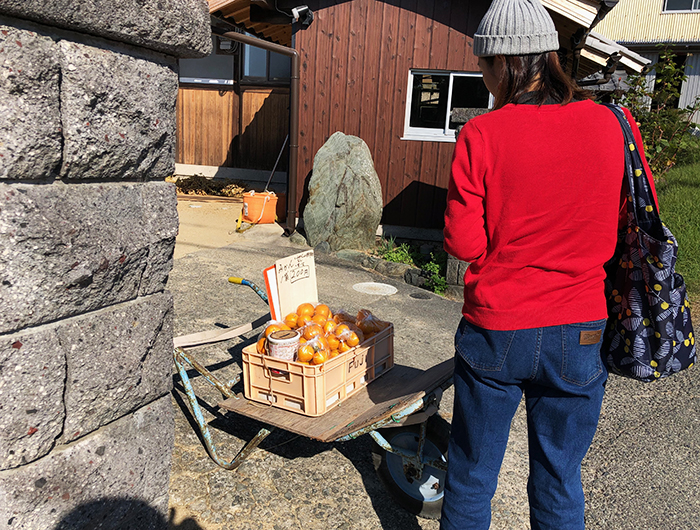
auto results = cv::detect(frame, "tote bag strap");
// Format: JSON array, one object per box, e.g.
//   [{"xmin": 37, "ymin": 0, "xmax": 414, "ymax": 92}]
[{"xmin": 602, "ymin": 103, "xmax": 662, "ymax": 237}]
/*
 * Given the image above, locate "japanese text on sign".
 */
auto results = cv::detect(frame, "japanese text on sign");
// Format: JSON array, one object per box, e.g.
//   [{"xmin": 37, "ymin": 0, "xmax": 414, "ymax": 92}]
[
  {"xmin": 277, "ymin": 261, "xmax": 310, "ymax": 285},
  {"xmin": 275, "ymin": 250, "xmax": 318, "ymax": 317}
]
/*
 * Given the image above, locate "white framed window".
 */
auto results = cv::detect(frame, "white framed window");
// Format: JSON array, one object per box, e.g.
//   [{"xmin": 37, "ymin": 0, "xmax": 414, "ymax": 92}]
[
  {"xmin": 402, "ymin": 70, "xmax": 492, "ymax": 142},
  {"xmin": 178, "ymin": 36, "xmax": 235, "ymax": 85},
  {"xmin": 663, "ymin": 0, "xmax": 700, "ymax": 12}
]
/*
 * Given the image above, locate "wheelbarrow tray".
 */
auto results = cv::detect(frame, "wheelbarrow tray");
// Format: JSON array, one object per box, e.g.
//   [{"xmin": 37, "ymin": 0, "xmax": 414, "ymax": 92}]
[{"xmin": 218, "ymin": 358, "xmax": 454, "ymax": 443}]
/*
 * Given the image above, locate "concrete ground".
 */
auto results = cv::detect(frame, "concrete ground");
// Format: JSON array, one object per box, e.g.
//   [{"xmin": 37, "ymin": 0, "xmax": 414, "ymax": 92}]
[
  {"xmin": 174, "ymin": 196, "xmax": 245, "ymax": 260},
  {"xmin": 167, "ymin": 197, "xmax": 700, "ymax": 530}
]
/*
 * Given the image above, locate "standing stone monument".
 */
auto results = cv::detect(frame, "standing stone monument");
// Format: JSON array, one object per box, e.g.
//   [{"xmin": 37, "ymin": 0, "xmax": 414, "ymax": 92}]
[
  {"xmin": 303, "ymin": 132, "xmax": 383, "ymax": 251},
  {"xmin": 0, "ymin": 1, "xmax": 210, "ymax": 528}
]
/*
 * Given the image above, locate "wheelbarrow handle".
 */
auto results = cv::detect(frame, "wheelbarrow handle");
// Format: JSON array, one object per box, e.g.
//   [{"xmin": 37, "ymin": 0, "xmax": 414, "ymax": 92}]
[
  {"xmin": 228, "ymin": 277, "xmax": 269, "ymax": 304},
  {"xmin": 174, "ymin": 348, "xmax": 274, "ymax": 470}
]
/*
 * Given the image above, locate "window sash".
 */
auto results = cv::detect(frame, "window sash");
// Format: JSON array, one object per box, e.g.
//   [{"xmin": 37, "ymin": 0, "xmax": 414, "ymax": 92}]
[
  {"xmin": 664, "ymin": 0, "xmax": 700, "ymax": 12},
  {"xmin": 240, "ymin": 38, "xmax": 291, "ymax": 85},
  {"xmin": 403, "ymin": 70, "xmax": 491, "ymax": 142}
]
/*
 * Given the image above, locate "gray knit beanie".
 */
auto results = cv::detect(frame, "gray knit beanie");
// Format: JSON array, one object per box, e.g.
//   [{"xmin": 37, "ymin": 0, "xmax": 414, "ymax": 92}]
[{"xmin": 473, "ymin": 0, "xmax": 559, "ymax": 57}]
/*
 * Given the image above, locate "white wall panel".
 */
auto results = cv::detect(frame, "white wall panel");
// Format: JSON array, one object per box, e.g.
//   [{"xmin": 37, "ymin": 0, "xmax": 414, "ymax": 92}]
[{"xmin": 680, "ymin": 53, "xmax": 700, "ymax": 123}]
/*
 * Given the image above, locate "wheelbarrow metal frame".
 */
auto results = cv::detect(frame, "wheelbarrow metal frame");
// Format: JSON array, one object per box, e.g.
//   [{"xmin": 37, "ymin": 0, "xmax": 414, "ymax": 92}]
[{"xmin": 172, "ymin": 277, "xmax": 451, "ymax": 480}]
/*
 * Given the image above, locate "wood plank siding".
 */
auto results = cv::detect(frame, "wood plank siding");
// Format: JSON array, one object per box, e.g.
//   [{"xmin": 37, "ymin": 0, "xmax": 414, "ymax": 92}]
[
  {"xmin": 177, "ymin": 86, "xmax": 238, "ymax": 167},
  {"xmin": 295, "ymin": 0, "xmax": 490, "ymax": 228},
  {"xmin": 177, "ymin": 85, "xmax": 289, "ymax": 170},
  {"xmin": 240, "ymin": 88, "xmax": 290, "ymax": 170}
]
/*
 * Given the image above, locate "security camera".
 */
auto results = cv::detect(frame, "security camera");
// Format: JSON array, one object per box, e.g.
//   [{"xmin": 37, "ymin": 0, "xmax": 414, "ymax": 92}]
[
  {"xmin": 291, "ymin": 5, "xmax": 314, "ymax": 28},
  {"xmin": 291, "ymin": 5, "xmax": 308, "ymax": 20}
]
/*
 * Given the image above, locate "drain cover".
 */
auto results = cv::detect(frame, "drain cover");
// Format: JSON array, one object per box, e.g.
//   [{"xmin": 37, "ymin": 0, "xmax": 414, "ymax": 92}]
[{"xmin": 352, "ymin": 282, "xmax": 398, "ymax": 296}]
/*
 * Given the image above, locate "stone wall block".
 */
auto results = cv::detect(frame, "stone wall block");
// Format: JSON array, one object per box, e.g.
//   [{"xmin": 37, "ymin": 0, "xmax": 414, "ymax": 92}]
[
  {"xmin": 140, "ymin": 181, "xmax": 178, "ymax": 296},
  {"xmin": 143, "ymin": 181, "xmax": 179, "ymax": 242},
  {"xmin": 446, "ymin": 255, "xmax": 470, "ymax": 286},
  {"xmin": 0, "ymin": 0, "xmax": 212, "ymax": 58},
  {"xmin": 0, "ymin": 330, "xmax": 65, "ymax": 471},
  {"xmin": 140, "ymin": 238, "xmax": 176, "ymax": 297},
  {"xmin": 0, "ymin": 395, "xmax": 174, "ymax": 530},
  {"xmin": 59, "ymin": 293, "xmax": 174, "ymax": 443},
  {"xmin": 0, "ymin": 23, "xmax": 62, "ymax": 180},
  {"xmin": 59, "ymin": 40, "xmax": 178, "ymax": 180},
  {"xmin": 0, "ymin": 182, "xmax": 176, "ymax": 334}
]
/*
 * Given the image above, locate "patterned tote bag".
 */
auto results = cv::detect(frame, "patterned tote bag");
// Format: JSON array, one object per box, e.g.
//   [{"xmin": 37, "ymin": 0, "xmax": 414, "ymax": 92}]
[{"xmin": 602, "ymin": 103, "xmax": 696, "ymax": 382}]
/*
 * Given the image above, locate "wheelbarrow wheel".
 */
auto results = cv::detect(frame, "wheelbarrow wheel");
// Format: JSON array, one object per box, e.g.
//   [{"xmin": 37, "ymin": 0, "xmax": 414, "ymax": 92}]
[{"xmin": 371, "ymin": 414, "xmax": 450, "ymax": 520}]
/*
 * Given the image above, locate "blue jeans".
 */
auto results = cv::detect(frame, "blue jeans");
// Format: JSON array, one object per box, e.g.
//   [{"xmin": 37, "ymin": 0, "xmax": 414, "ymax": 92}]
[{"xmin": 440, "ymin": 318, "xmax": 607, "ymax": 530}]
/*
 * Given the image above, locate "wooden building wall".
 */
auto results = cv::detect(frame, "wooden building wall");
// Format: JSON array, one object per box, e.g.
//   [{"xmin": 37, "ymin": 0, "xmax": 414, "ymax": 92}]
[
  {"xmin": 177, "ymin": 86, "xmax": 238, "ymax": 167},
  {"xmin": 595, "ymin": 0, "xmax": 700, "ymax": 44},
  {"xmin": 177, "ymin": 85, "xmax": 289, "ymax": 170},
  {"xmin": 295, "ymin": 0, "xmax": 489, "ymax": 228}
]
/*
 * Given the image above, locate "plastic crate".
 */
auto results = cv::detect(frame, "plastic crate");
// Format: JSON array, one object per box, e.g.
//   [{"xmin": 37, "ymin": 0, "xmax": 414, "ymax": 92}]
[{"xmin": 241, "ymin": 325, "xmax": 394, "ymax": 416}]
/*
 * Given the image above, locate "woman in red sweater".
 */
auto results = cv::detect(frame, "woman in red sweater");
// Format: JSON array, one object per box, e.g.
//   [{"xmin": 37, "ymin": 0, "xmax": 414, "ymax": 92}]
[{"xmin": 440, "ymin": 1, "xmax": 656, "ymax": 529}]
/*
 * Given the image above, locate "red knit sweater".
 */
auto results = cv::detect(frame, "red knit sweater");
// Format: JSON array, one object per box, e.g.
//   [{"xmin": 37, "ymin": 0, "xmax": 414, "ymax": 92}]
[{"xmin": 444, "ymin": 100, "xmax": 657, "ymax": 330}]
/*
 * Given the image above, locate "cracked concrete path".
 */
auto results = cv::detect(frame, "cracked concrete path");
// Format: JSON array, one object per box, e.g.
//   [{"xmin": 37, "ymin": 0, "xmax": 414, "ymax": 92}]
[{"xmin": 167, "ymin": 199, "xmax": 700, "ymax": 530}]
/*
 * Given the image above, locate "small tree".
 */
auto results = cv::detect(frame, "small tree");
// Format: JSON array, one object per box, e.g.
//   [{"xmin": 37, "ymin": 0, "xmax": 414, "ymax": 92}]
[{"xmin": 617, "ymin": 46, "xmax": 700, "ymax": 180}]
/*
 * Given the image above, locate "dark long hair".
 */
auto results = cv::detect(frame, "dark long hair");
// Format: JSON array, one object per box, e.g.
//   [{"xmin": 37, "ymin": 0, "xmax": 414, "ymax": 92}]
[{"xmin": 485, "ymin": 52, "xmax": 591, "ymax": 110}]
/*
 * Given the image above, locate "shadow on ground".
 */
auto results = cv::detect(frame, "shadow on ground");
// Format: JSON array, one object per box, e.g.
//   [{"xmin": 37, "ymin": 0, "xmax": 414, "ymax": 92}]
[
  {"xmin": 52, "ymin": 498, "xmax": 204, "ymax": 530},
  {"xmin": 171, "ymin": 363, "xmax": 431, "ymax": 530}
]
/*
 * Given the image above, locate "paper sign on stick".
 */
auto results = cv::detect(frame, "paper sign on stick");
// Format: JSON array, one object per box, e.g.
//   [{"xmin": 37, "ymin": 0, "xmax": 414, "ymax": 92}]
[{"xmin": 275, "ymin": 250, "xmax": 318, "ymax": 318}]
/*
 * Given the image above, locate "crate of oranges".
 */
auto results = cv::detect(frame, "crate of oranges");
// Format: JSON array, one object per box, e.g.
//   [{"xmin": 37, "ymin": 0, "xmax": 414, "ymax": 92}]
[{"xmin": 241, "ymin": 303, "xmax": 394, "ymax": 416}]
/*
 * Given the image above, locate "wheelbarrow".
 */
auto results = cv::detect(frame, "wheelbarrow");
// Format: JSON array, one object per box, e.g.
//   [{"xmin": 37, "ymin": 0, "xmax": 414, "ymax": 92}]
[{"xmin": 173, "ymin": 278, "xmax": 454, "ymax": 519}]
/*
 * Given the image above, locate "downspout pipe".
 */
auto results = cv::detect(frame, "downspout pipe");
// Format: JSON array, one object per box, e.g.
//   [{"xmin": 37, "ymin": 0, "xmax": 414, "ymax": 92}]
[{"xmin": 218, "ymin": 30, "xmax": 299, "ymax": 236}]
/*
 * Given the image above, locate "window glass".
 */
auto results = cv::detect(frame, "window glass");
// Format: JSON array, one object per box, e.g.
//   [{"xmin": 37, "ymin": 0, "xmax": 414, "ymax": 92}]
[
  {"xmin": 269, "ymin": 51, "xmax": 291, "ymax": 80},
  {"xmin": 449, "ymin": 76, "xmax": 491, "ymax": 130},
  {"xmin": 664, "ymin": 0, "xmax": 698, "ymax": 10},
  {"xmin": 409, "ymin": 74, "xmax": 450, "ymax": 129},
  {"xmin": 243, "ymin": 44, "xmax": 267, "ymax": 78},
  {"xmin": 178, "ymin": 36, "xmax": 235, "ymax": 84}
]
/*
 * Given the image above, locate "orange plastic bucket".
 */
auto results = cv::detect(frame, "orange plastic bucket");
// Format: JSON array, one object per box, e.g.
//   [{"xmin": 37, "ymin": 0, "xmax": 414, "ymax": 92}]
[{"xmin": 242, "ymin": 191, "xmax": 277, "ymax": 224}]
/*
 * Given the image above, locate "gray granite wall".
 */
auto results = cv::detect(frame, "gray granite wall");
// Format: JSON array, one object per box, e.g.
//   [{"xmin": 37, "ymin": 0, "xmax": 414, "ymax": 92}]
[{"xmin": 0, "ymin": 1, "xmax": 211, "ymax": 528}]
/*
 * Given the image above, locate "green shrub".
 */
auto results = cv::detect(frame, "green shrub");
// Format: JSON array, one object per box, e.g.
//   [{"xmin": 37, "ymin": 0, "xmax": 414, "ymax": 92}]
[
  {"xmin": 423, "ymin": 253, "xmax": 448, "ymax": 295},
  {"xmin": 374, "ymin": 238, "xmax": 448, "ymax": 295},
  {"xmin": 617, "ymin": 46, "xmax": 700, "ymax": 180},
  {"xmin": 381, "ymin": 242, "xmax": 416, "ymax": 265}
]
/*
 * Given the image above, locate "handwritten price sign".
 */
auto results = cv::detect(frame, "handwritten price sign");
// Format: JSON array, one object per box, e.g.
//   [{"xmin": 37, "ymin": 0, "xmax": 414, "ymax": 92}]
[{"xmin": 275, "ymin": 250, "xmax": 318, "ymax": 317}]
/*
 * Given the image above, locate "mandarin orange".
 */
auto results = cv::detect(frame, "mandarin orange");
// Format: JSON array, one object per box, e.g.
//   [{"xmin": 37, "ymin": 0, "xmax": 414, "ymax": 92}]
[
  {"xmin": 265, "ymin": 322, "xmax": 290, "ymax": 338},
  {"xmin": 297, "ymin": 344, "xmax": 314, "ymax": 362},
  {"xmin": 284, "ymin": 313, "xmax": 299, "ymax": 328},
  {"xmin": 346, "ymin": 332, "xmax": 360, "ymax": 347},
  {"xmin": 314, "ymin": 304, "xmax": 330, "ymax": 318},
  {"xmin": 312, "ymin": 314, "xmax": 328, "ymax": 325},
  {"xmin": 334, "ymin": 323, "xmax": 350, "ymax": 337},
  {"xmin": 303, "ymin": 323, "xmax": 323, "ymax": 340},
  {"xmin": 326, "ymin": 334, "xmax": 340, "ymax": 351},
  {"xmin": 297, "ymin": 303, "xmax": 315, "ymax": 317},
  {"xmin": 315, "ymin": 335, "xmax": 329, "ymax": 351},
  {"xmin": 312, "ymin": 350, "xmax": 329, "ymax": 365}
]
